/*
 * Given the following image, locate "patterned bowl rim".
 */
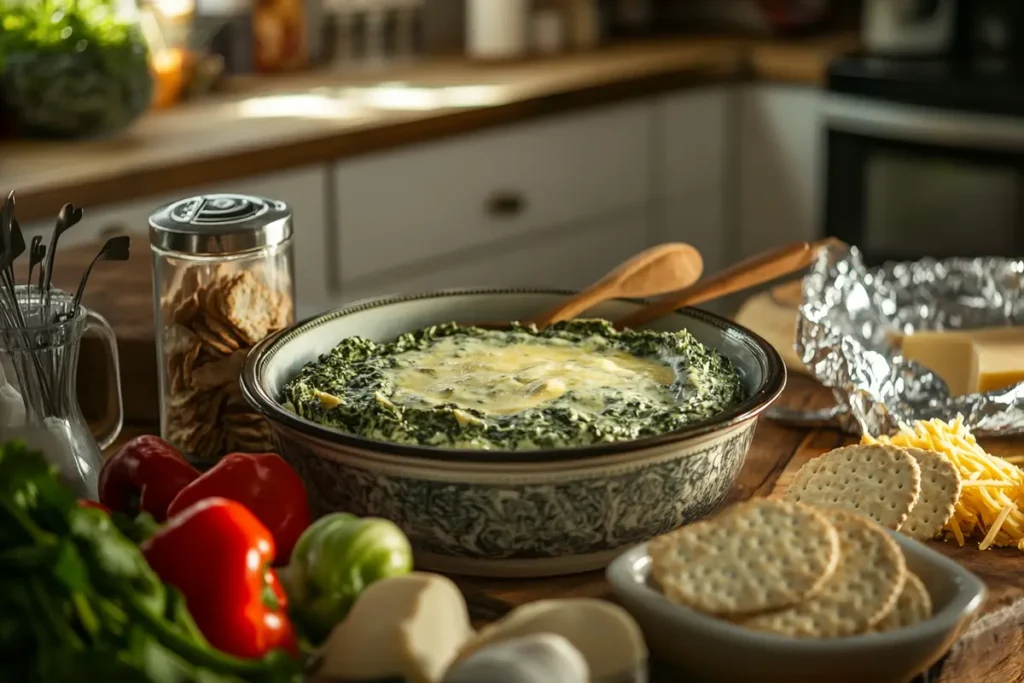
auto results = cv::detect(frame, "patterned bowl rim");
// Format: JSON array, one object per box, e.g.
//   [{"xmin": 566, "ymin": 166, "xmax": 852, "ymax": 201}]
[{"xmin": 240, "ymin": 287, "xmax": 787, "ymax": 464}]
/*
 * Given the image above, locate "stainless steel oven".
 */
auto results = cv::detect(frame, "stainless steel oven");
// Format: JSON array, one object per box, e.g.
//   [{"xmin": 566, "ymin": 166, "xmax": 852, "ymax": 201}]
[{"xmin": 822, "ymin": 56, "xmax": 1024, "ymax": 266}]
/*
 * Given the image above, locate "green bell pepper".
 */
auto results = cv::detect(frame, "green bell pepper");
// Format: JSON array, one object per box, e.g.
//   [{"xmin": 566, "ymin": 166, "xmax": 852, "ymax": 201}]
[{"xmin": 281, "ymin": 513, "xmax": 413, "ymax": 644}]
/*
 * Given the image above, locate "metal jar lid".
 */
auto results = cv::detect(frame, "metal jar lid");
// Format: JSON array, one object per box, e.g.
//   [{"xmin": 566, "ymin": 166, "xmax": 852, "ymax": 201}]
[{"xmin": 149, "ymin": 193, "xmax": 293, "ymax": 255}]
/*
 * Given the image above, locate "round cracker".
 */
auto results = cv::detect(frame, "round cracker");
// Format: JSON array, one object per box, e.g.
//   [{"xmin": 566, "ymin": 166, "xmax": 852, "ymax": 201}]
[
  {"xmin": 784, "ymin": 444, "xmax": 922, "ymax": 530},
  {"xmin": 649, "ymin": 500, "xmax": 841, "ymax": 616},
  {"xmin": 740, "ymin": 509, "xmax": 906, "ymax": 638},
  {"xmin": 873, "ymin": 572, "xmax": 932, "ymax": 633},
  {"xmin": 898, "ymin": 447, "xmax": 962, "ymax": 541}
]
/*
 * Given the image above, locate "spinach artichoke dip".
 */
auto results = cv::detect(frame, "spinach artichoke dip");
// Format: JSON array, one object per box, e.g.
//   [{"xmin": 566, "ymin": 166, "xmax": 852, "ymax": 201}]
[{"xmin": 282, "ymin": 319, "xmax": 744, "ymax": 451}]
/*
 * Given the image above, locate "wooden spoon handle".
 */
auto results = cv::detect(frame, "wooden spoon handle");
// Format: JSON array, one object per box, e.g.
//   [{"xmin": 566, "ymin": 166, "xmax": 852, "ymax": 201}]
[
  {"xmin": 523, "ymin": 243, "xmax": 704, "ymax": 328},
  {"xmin": 525, "ymin": 280, "xmax": 619, "ymax": 327},
  {"xmin": 616, "ymin": 240, "xmax": 826, "ymax": 329}
]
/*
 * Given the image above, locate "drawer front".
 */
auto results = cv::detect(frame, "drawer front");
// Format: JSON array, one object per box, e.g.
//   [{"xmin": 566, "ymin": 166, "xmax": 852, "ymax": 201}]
[
  {"xmin": 334, "ymin": 102, "xmax": 654, "ymax": 283},
  {"xmin": 341, "ymin": 209, "xmax": 650, "ymax": 304},
  {"xmin": 19, "ymin": 166, "xmax": 331, "ymax": 310},
  {"xmin": 658, "ymin": 87, "xmax": 729, "ymax": 198}
]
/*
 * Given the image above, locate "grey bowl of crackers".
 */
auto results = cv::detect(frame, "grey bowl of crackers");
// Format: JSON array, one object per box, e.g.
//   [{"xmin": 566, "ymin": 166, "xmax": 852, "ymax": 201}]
[{"xmin": 607, "ymin": 498, "xmax": 987, "ymax": 683}]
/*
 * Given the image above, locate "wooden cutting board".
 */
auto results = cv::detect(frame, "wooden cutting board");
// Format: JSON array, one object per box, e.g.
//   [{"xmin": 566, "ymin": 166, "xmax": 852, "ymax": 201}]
[
  {"xmin": 733, "ymin": 280, "xmax": 808, "ymax": 375},
  {"xmin": 770, "ymin": 430, "xmax": 1024, "ymax": 683}
]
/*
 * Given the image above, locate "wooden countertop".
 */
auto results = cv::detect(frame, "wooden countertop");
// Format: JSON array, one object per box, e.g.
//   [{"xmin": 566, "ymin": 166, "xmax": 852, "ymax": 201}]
[
  {"xmin": 5, "ymin": 33, "xmax": 858, "ymax": 223},
  {"xmin": 104, "ymin": 374, "xmax": 1024, "ymax": 683}
]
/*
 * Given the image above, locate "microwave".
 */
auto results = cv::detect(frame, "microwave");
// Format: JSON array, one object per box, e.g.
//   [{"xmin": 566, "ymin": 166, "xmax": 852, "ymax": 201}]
[{"xmin": 823, "ymin": 54, "xmax": 1024, "ymax": 266}]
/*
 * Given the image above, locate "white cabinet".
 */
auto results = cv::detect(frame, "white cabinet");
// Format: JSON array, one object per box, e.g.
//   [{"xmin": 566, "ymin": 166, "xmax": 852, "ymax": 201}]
[
  {"xmin": 735, "ymin": 85, "xmax": 824, "ymax": 260},
  {"xmin": 20, "ymin": 166, "xmax": 331, "ymax": 312},
  {"xmin": 341, "ymin": 208, "xmax": 650, "ymax": 305},
  {"xmin": 652, "ymin": 88, "xmax": 730, "ymax": 276},
  {"xmin": 333, "ymin": 102, "xmax": 655, "ymax": 285},
  {"xmin": 656, "ymin": 87, "xmax": 730, "ymax": 200},
  {"xmin": 655, "ymin": 193, "xmax": 725, "ymax": 280}
]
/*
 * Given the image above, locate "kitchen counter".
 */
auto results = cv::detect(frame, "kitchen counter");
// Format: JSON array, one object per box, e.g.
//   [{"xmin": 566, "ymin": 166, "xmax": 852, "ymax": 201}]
[
  {"xmin": 104, "ymin": 374, "xmax": 1024, "ymax": 683},
  {"xmin": 5, "ymin": 33, "xmax": 857, "ymax": 223}
]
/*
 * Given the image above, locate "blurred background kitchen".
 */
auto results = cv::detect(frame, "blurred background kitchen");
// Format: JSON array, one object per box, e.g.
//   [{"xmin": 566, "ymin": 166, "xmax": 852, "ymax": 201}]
[{"xmin": 1, "ymin": 0, "xmax": 1021, "ymax": 319}]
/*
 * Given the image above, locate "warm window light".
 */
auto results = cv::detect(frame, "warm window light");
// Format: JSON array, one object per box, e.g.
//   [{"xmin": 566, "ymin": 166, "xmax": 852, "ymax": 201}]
[
  {"xmin": 151, "ymin": 0, "xmax": 195, "ymax": 19},
  {"xmin": 233, "ymin": 84, "xmax": 506, "ymax": 119},
  {"xmin": 235, "ymin": 94, "xmax": 359, "ymax": 120},
  {"xmin": 350, "ymin": 83, "xmax": 506, "ymax": 111}
]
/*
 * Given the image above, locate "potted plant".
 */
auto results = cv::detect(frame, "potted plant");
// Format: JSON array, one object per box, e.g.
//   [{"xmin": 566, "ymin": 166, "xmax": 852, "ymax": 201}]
[{"xmin": 0, "ymin": 0, "xmax": 153, "ymax": 138}]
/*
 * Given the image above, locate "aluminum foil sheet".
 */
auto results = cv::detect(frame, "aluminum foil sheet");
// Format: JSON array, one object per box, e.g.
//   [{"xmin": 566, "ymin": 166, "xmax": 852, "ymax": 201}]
[{"xmin": 797, "ymin": 243, "xmax": 1024, "ymax": 437}]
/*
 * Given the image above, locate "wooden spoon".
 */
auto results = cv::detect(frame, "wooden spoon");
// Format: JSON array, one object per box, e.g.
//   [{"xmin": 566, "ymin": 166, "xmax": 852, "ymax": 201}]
[
  {"xmin": 479, "ymin": 243, "xmax": 704, "ymax": 330},
  {"xmin": 616, "ymin": 239, "xmax": 839, "ymax": 330}
]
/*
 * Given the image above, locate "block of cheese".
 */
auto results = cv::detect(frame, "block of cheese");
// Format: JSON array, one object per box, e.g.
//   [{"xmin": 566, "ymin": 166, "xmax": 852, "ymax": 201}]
[
  {"xmin": 443, "ymin": 634, "xmax": 589, "ymax": 683},
  {"xmin": 316, "ymin": 572, "xmax": 475, "ymax": 683},
  {"xmin": 899, "ymin": 332, "xmax": 976, "ymax": 396},
  {"xmin": 899, "ymin": 327, "xmax": 1024, "ymax": 396},
  {"xmin": 970, "ymin": 338, "xmax": 1024, "ymax": 394},
  {"xmin": 454, "ymin": 599, "xmax": 648, "ymax": 683}
]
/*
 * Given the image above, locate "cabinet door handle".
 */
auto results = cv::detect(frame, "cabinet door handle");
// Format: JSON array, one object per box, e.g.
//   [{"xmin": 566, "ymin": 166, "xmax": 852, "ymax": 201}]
[{"xmin": 486, "ymin": 191, "xmax": 527, "ymax": 218}]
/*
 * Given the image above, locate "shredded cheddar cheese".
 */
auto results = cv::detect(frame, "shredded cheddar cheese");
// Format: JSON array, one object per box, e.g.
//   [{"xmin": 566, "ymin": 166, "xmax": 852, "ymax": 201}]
[{"xmin": 863, "ymin": 416, "xmax": 1024, "ymax": 552}]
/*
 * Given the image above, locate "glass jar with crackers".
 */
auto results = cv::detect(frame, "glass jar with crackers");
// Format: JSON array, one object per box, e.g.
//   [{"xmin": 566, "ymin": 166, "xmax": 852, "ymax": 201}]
[{"xmin": 149, "ymin": 194, "xmax": 295, "ymax": 464}]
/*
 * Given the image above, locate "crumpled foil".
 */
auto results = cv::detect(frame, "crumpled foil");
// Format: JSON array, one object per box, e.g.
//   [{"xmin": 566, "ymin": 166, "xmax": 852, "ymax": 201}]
[{"xmin": 797, "ymin": 243, "xmax": 1024, "ymax": 437}]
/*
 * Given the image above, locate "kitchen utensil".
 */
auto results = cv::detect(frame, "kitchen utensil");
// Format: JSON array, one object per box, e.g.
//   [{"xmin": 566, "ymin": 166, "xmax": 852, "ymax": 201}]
[
  {"xmin": 0, "ymin": 191, "xmax": 12, "ymax": 268},
  {"xmin": 0, "ymin": 193, "xmax": 26, "ymax": 294},
  {"xmin": 479, "ymin": 242, "xmax": 704, "ymax": 330},
  {"xmin": 607, "ymin": 535, "xmax": 985, "ymax": 683},
  {"xmin": 40, "ymin": 203, "xmax": 84, "ymax": 319},
  {"xmin": 240, "ymin": 289, "xmax": 785, "ymax": 578},
  {"xmin": 616, "ymin": 240, "xmax": 836, "ymax": 330},
  {"xmin": 26, "ymin": 236, "xmax": 44, "ymax": 291},
  {"xmin": 69, "ymin": 235, "xmax": 132, "ymax": 316},
  {"xmin": 531, "ymin": 242, "xmax": 704, "ymax": 328},
  {"xmin": 2, "ymin": 213, "xmax": 25, "ymax": 279}
]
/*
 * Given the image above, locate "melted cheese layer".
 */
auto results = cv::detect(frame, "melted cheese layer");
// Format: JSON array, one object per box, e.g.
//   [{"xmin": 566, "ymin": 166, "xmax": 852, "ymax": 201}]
[{"xmin": 382, "ymin": 334, "xmax": 675, "ymax": 418}]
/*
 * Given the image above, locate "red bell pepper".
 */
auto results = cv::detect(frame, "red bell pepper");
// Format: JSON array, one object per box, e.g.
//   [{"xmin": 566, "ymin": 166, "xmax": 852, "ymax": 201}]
[
  {"xmin": 99, "ymin": 435, "xmax": 200, "ymax": 522},
  {"xmin": 167, "ymin": 453, "xmax": 311, "ymax": 565},
  {"xmin": 142, "ymin": 497, "xmax": 299, "ymax": 660}
]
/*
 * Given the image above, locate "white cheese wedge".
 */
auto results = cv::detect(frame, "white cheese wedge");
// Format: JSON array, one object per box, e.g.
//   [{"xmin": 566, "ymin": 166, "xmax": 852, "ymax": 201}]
[
  {"xmin": 443, "ymin": 633, "xmax": 589, "ymax": 683},
  {"xmin": 316, "ymin": 572, "xmax": 475, "ymax": 683},
  {"xmin": 454, "ymin": 599, "xmax": 648, "ymax": 683}
]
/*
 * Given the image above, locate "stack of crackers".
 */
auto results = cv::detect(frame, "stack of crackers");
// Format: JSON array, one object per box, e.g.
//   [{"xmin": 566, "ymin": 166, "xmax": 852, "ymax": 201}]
[
  {"xmin": 161, "ymin": 265, "xmax": 292, "ymax": 461},
  {"xmin": 784, "ymin": 444, "xmax": 963, "ymax": 541},
  {"xmin": 649, "ymin": 500, "xmax": 932, "ymax": 638}
]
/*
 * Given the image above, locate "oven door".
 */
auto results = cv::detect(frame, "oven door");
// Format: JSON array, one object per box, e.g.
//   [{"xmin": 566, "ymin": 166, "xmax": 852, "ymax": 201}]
[{"xmin": 823, "ymin": 94, "xmax": 1024, "ymax": 266}]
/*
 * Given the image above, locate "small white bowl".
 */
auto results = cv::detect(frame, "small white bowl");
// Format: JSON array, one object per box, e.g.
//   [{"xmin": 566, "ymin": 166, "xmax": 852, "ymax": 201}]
[{"xmin": 607, "ymin": 535, "xmax": 986, "ymax": 683}]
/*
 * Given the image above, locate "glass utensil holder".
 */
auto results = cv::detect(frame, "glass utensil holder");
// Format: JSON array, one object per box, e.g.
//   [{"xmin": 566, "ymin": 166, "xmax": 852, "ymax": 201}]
[{"xmin": 0, "ymin": 286, "xmax": 124, "ymax": 500}]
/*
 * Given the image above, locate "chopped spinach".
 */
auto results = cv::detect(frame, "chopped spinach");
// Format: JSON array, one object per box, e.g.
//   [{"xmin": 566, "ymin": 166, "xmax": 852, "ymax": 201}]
[{"xmin": 282, "ymin": 319, "xmax": 744, "ymax": 451}]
